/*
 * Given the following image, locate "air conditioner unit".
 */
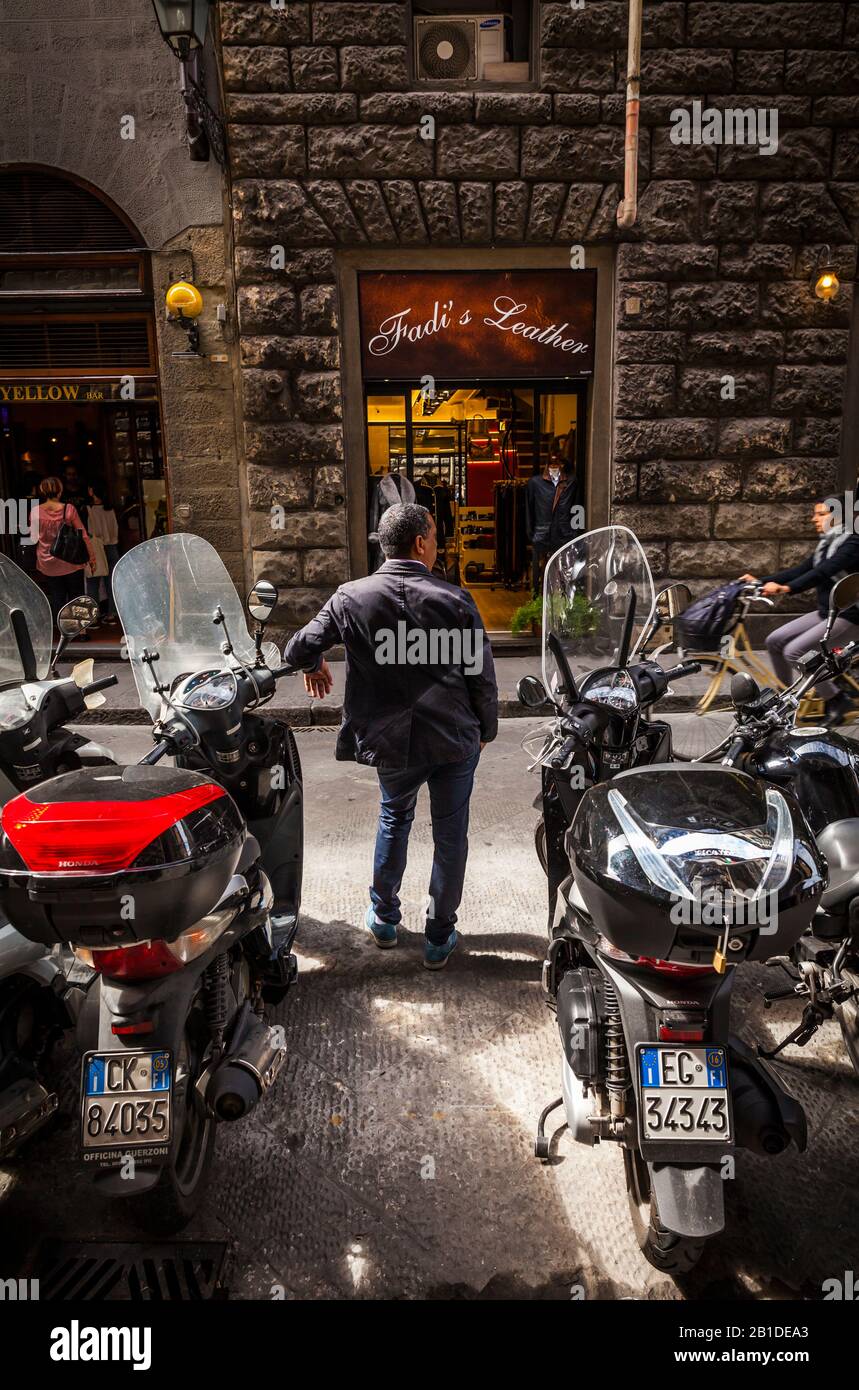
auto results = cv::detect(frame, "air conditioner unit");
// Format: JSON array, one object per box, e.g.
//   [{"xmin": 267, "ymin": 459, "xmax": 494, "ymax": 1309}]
[{"xmin": 414, "ymin": 14, "xmax": 508, "ymax": 83}]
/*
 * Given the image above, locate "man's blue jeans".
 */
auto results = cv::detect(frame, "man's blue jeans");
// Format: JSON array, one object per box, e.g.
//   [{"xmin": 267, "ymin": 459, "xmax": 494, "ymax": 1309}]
[{"xmin": 370, "ymin": 752, "xmax": 480, "ymax": 944}]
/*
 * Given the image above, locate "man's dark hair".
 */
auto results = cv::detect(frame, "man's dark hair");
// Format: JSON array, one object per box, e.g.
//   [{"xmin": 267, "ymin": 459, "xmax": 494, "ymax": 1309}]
[{"xmin": 378, "ymin": 502, "xmax": 432, "ymax": 559}]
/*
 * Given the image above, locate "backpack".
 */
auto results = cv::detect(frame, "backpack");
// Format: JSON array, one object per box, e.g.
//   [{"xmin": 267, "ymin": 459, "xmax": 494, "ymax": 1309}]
[
  {"xmin": 49, "ymin": 504, "xmax": 89, "ymax": 567},
  {"xmin": 677, "ymin": 580, "xmax": 745, "ymax": 652}
]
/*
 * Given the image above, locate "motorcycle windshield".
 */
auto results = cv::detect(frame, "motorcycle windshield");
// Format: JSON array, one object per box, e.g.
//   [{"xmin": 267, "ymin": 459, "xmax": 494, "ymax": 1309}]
[
  {"xmin": 542, "ymin": 526, "xmax": 655, "ymax": 703},
  {"xmin": 0, "ymin": 553, "xmax": 52, "ymax": 686},
  {"xmin": 113, "ymin": 533, "xmax": 258, "ymax": 722}
]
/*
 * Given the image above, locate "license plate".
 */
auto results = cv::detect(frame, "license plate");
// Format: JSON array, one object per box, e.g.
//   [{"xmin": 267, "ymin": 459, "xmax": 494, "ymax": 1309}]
[
  {"xmin": 81, "ymin": 1050, "xmax": 172, "ymax": 1151},
  {"xmin": 636, "ymin": 1044, "xmax": 731, "ymax": 1143}
]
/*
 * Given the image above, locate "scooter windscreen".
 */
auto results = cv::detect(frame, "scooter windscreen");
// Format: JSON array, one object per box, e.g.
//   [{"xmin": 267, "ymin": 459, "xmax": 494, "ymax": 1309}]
[
  {"xmin": 0, "ymin": 552, "xmax": 52, "ymax": 687},
  {"xmin": 541, "ymin": 526, "xmax": 655, "ymax": 705},
  {"xmin": 113, "ymin": 533, "xmax": 258, "ymax": 722}
]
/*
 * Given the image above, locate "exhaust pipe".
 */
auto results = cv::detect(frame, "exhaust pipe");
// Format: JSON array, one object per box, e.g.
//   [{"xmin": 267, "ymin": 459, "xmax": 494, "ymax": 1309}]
[{"xmin": 203, "ymin": 1009, "xmax": 287, "ymax": 1121}]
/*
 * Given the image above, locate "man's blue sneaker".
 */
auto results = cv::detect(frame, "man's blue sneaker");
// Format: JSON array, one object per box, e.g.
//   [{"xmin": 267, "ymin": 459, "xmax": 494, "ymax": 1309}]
[
  {"xmin": 365, "ymin": 904, "xmax": 397, "ymax": 949},
  {"xmin": 423, "ymin": 929, "xmax": 458, "ymax": 971}
]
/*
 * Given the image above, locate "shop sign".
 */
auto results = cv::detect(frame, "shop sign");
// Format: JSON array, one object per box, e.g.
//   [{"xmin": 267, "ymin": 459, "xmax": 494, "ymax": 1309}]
[
  {"xmin": 0, "ymin": 380, "xmax": 157, "ymax": 404},
  {"xmin": 358, "ymin": 270, "xmax": 596, "ymax": 380}
]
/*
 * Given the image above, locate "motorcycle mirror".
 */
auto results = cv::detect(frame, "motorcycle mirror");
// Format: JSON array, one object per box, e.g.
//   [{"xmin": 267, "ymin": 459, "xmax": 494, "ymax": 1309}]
[
  {"xmin": 655, "ymin": 582, "xmax": 692, "ymax": 620},
  {"xmin": 831, "ymin": 572, "xmax": 859, "ymax": 616},
  {"xmin": 57, "ymin": 595, "xmax": 100, "ymax": 637},
  {"xmin": 731, "ymin": 670, "xmax": 760, "ymax": 706},
  {"xmin": 517, "ymin": 674, "xmax": 549, "ymax": 709},
  {"xmin": 247, "ymin": 579, "xmax": 278, "ymax": 625}
]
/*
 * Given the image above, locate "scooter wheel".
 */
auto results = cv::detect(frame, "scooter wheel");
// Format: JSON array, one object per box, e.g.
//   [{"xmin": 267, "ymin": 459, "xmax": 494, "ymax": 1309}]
[{"xmin": 623, "ymin": 1149, "xmax": 707, "ymax": 1274}]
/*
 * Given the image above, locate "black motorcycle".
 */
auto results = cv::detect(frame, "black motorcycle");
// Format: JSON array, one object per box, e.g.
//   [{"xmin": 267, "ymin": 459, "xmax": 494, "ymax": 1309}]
[
  {"xmin": 521, "ymin": 526, "xmax": 819, "ymax": 1273},
  {"xmin": 0, "ymin": 534, "xmax": 302, "ymax": 1230},
  {"xmin": 0, "ymin": 559, "xmax": 117, "ymax": 1159},
  {"xmin": 695, "ymin": 570, "xmax": 859, "ymax": 1075}
]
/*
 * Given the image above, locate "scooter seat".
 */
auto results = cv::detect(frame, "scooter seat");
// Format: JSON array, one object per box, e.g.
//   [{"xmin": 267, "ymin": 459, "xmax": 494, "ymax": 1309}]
[{"xmin": 817, "ymin": 818, "xmax": 859, "ymax": 911}]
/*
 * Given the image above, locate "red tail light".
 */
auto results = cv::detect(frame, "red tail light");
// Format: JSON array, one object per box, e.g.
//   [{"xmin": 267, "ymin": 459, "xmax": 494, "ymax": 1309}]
[
  {"xmin": 1, "ymin": 783, "xmax": 225, "ymax": 873},
  {"xmin": 88, "ymin": 940, "xmax": 184, "ymax": 981},
  {"xmin": 636, "ymin": 956, "xmax": 715, "ymax": 978}
]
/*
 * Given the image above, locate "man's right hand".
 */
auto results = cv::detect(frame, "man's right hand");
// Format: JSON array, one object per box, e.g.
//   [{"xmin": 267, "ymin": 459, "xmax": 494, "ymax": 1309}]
[
  {"xmin": 739, "ymin": 573, "xmax": 758, "ymax": 583},
  {"xmin": 304, "ymin": 658, "xmax": 334, "ymax": 699}
]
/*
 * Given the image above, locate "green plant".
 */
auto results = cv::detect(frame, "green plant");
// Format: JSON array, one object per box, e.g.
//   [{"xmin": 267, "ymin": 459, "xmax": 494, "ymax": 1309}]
[
  {"xmin": 510, "ymin": 591, "xmax": 600, "ymax": 637},
  {"xmin": 510, "ymin": 595, "xmax": 543, "ymax": 635}
]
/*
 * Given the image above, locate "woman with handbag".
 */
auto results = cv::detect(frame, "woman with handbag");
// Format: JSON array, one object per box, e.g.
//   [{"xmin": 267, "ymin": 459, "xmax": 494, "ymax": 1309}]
[{"xmin": 30, "ymin": 474, "xmax": 96, "ymax": 621}]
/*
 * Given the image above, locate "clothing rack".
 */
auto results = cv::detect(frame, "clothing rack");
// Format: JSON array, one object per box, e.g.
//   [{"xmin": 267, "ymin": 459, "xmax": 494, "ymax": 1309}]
[{"xmin": 493, "ymin": 480, "xmax": 529, "ymax": 588}]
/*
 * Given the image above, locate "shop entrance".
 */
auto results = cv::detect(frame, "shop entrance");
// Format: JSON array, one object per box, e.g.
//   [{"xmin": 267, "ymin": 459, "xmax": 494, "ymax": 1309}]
[{"xmin": 366, "ymin": 379, "xmax": 587, "ymax": 634}]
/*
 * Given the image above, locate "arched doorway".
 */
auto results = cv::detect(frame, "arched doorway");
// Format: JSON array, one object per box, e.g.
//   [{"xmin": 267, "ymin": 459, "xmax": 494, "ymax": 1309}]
[{"xmin": 0, "ymin": 167, "xmax": 168, "ymax": 627}]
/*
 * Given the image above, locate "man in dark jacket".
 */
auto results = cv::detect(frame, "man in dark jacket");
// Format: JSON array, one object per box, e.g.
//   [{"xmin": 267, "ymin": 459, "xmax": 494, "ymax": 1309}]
[
  {"xmin": 742, "ymin": 500, "xmax": 859, "ymax": 725},
  {"xmin": 283, "ymin": 502, "xmax": 498, "ymax": 969},
  {"xmin": 525, "ymin": 443, "xmax": 584, "ymax": 594}
]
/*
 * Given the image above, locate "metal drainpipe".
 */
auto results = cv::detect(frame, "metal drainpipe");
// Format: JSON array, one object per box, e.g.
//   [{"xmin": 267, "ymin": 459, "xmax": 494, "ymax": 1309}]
[{"xmin": 617, "ymin": 0, "xmax": 644, "ymax": 229}]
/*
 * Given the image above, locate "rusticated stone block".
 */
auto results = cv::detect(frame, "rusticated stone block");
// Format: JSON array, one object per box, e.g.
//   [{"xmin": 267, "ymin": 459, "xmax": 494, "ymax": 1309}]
[
  {"xmin": 669, "ymin": 282, "xmax": 759, "ymax": 330},
  {"xmin": 615, "ymin": 419, "xmax": 716, "ymax": 461},
  {"xmin": 586, "ymin": 184, "xmax": 624, "ymax": 239},
  {"xmin": 734, "ymin": 51, "xmax": 784, "ymax": 93},
  {"xmin": 241, "ymin": 335, "xmax": 340, "ymax": 371},
  {"xmin": 418, "ymin": 182, "xmax": 460, "ymax": 242},
  {"xmin": 526, "ymin": 183, "xmax": 566, "ymax": 241},
  {"xmin": 795, "ymin": 243, "xmax": 857, "ymax": 279},
  {"xmin": 300, "ymin": 283, "xmax": 338, "ymax": 333},
  {"xmin": 613, "ymin": 504, "xmax": 710, "ymax": 538},
  {"xmin": 795, "ymin": 417, "xmax": 843, "ymax": 455},
  {"xmin": 236, "ymin": 247, "xmax": 336, "ymax": 286},
  {"xmin": 345, "ymin": 180, "xmax": 397, "ymax": 241},
  {"xmin": 276, "ymin": 586, "xmax": 338, "ymax": 626},
  {"xmin": 340, "ymin": 46, "xmax": 409, "ymax": 92},
  {"xmin": 308, "ymin": 125, "xmax": 433, "ymax": 177},
  {"xmin": 229, "ymin": 124, "xmax": 305, "ymax": 178},
  {"xmin": 541, "ymin": 2, "xmax": 626, "ymax": 48},
  {"xmin": 459, "ymin": 182, "xmax": 492, "ymax": 243},
  {"xmin": 314, "ymin": 465, "xmax": 347, "ymax": 509},
  {"xmin": 718, "ymin": 417, "xmax": 791, "ymax": 456},
  {"xmin": 687, "ymin": 4, "xmax": 843, "ymax": 48},
  {"xmin": 742, "ymin": 457, "xmax": 839, "ymax": 500},
  {"xmin": 760, "ymin": 183, "xmax": 852, "ymax": 242},
  {"xmin": 438, "ymin": 126, "xmax": 519, "ymax": 178},
  {"xmin": 237, "ymin": 284, "xmax": 298, "ymax": 335},
  {"xmin": 255, "ymin": 548, "xmax": 302, "ymax": 588},
  {"xmin": 493, "ymin": 182, "xmax": 529, "ymax": 242},
  {"xmin": 294, "ymin": 370, "xmax": 342, "ymax": 421},
  {"xmin": 242, "ymin": 368, "xmax": 294, "ymax": 422},
  {"xmin": 232, "ymin": 180, "xmax": 332, "ymax": 246},
  {"xmin": 247, "ymin": 462, "xmax": 313, "ymax": 511},
  {"xmin": 540, "ymin": 48, "xmax": 615, "ymax": 91},
  {"xmin": 814, "ymin": 95, "xmax": 859, "ymax": 123},
  {"xmin": 616, "ymin": 331, "xmax": 687, "ymax": 363},
  {"xmin": 555, "ymin": 184, "xmax": 602, "ymax": 241},
  {"xmin": 229, "ymin": 93, "xmax": 357, "ymax": 124},
  {"xmin": 245, "ymin": 422, "xmax": 343, "ymax": 467},
  {"xmin": 786, "ymin": 329, "xmax": 852, "ymax": 362},
  {"xmin": 303, "ymin": 547, "xmax": 349, "ymax": 588},
  {"xmin": 677, "ymin": 367, "xmax": 770, "ymax": 415},
  {"xmin": 771, "ymin": 364, "xmax": 846, "ymax": 413},
  {"xmin": 312, "ymin": 3, "xmax": 405, "ymax": 45},
  {"xmin": 641, "ymin": 460, "xmax": 742, "ymax": 503},
  {"xmin": 762, "ymin": 281, "xmax": 853, "ymax": 327},
  {"xmin": 223, "ymin": 47, "xmax": 293, "ymax": 92},
  {"xmin": 613, "ymin": 458, "xmax": 638, "ymax": 503},
  {"xmin": 305, "ymin": 180, "xmax": 366, "ymax": 241},
  {"xmin": 714, "ymin": 503, "xmax": 809, "ymax": 538},
  {"xmin": 259, "ymin": 508, "xmax": 346, "ymax": 548},
  {"xmin": 382, "ymin": 181, "xmax": 428, "ymax": 242},
  {"xmin": 291, "ymin": 46, "xmax": 339, "ymax": 90},
  {"xmin": 555, "ymin": 95, "xmax": 601, "ymax": 124},
  {"xmin": 785, "ymin": 50, "xmax": 859, "ymax": 94},
  {"xmin": 615, "ymin": 364, "xmax": 676, "ymax": 417},
  {"xmin": 687, "ymin": 330, "xmax": 784, "ymax": 361},
  {"xmin": 522, "ymin": 126, "xmax": 624, "ymax": 182},
  {"xmin": 359, "ymin": 92, "xmax": 473, "ymax": 123},
  {"xmin": 618, "ymin": 243, "xmax": 718, "ymax": 280},
  {"xmin": 476, "ymin": 93, "xmax": 551, "ymax": 124},
  {"xmin": 221, "ymin": 3, "xmax": 311, "ymax": 45},
  {"xmin": 616, "ymin": 282, "xmax": 668, "ymax": 330},
  {"xmin": 639, "ymin": 48, "xmax": 734, "ymax": 92},
  {"xmin": 719, "ymin": 129, "xmax": 832, "ymax": 181},
  {"xmin": 701, "ymin": 182, "xmax": 758, "ymax": 242},
  {"xmin": 636, "ymin": 181, "xmax": 701, "ymax": 241},
  {"xmin": 718, "ymin": 244, "xmax": 794, "ymax": 279},
  {"xmin": 669, "ymin": 540, "xmax": 777, "ymax": 577},
  {"xmin": 651, "ymin": 129, "xmax": 717, "ymax": 179}
]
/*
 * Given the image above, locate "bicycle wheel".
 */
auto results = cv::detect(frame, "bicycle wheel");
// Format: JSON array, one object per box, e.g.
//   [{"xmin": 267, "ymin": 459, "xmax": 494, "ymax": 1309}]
[{"xmin": 667, "ymin": 656, "xmax": 737, "ymax": 759}]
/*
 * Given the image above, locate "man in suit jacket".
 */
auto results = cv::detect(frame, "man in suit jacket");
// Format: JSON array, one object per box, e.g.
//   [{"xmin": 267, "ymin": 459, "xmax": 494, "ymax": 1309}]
[
  {"xmin": 283, "ymin": 503, "xmax": 498, "ymax": 969},
  {"xmin": 742, "ymin": 499, "xmax": 859, "ymax": 726}
]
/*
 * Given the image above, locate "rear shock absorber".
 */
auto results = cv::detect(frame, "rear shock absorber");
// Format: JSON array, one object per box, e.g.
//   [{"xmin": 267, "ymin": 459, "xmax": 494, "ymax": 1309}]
[
  {"xmin": 203, "ymin": 953, "xmax": 230, "ymax": 1050},
  {"xmin": 603, "ymin": 981, "xmax": 630, "ymax": 1125}
]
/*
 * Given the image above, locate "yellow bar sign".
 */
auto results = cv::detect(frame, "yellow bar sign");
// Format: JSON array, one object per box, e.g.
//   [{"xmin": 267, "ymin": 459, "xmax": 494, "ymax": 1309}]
[{"xmin": 0, "ymin": 382, "xmax": 110, "ymax": 403}]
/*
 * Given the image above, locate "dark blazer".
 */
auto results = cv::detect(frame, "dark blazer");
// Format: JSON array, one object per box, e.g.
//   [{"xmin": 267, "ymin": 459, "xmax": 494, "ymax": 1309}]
[
  {"xmin": 763, "ymin": 531, "xmax": 859, "ymax": 620},
  {"xmin": 525, "ymin": 471, "xmax": 584, "ymax": 550},
  {"xmin": 283, "ymin": 560, "xmax": 498, "ymax": 769}
]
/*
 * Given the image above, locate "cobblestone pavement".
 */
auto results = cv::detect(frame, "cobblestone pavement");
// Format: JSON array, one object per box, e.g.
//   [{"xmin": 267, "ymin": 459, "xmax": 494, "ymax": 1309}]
[{"xmin": 2, "ymin": 721, "xmax": 857, "ymax": 1300}]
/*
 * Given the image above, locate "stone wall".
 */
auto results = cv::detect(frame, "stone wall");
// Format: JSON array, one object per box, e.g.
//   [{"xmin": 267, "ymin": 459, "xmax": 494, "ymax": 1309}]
[{"xmin": 221, "ymin": 0, "xmax": 859, "ymax": 624}]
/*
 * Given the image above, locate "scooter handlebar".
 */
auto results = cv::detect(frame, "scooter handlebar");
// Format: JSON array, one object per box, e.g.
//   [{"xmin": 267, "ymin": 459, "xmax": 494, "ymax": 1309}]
[{"xmin": 80, "ymin": 674, "xmax": 119, "ymax": 696}]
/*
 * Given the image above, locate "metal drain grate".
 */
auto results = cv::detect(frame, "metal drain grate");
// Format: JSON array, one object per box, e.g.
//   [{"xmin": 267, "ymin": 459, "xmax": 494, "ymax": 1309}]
[{"xmin": 32, "ymin": 1241, "xmax": 228, "ymax": 1301}]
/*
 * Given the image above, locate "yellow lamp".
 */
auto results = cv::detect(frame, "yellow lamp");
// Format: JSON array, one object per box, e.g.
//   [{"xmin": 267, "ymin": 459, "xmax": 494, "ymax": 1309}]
[
  {"xmin": 166, "ymin": 280, "xmax": 204, "ymax": 318},
  {"xmin": 814, "ymin": 247, "xmax": 840, "ymax": 302}
]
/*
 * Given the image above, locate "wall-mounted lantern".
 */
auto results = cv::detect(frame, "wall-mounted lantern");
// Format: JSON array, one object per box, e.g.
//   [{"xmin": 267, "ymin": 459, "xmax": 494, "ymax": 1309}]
[
  {"xmin": 166, "ymin": 280, "xmax": 205, "ymax": 356},
  {"xmin": 150, "ymin": 0, "xmax": 226, "ymax": 166},
  {"xmin": 814, "ymin": 245, "xmax": 841, "ymax": 302}
]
